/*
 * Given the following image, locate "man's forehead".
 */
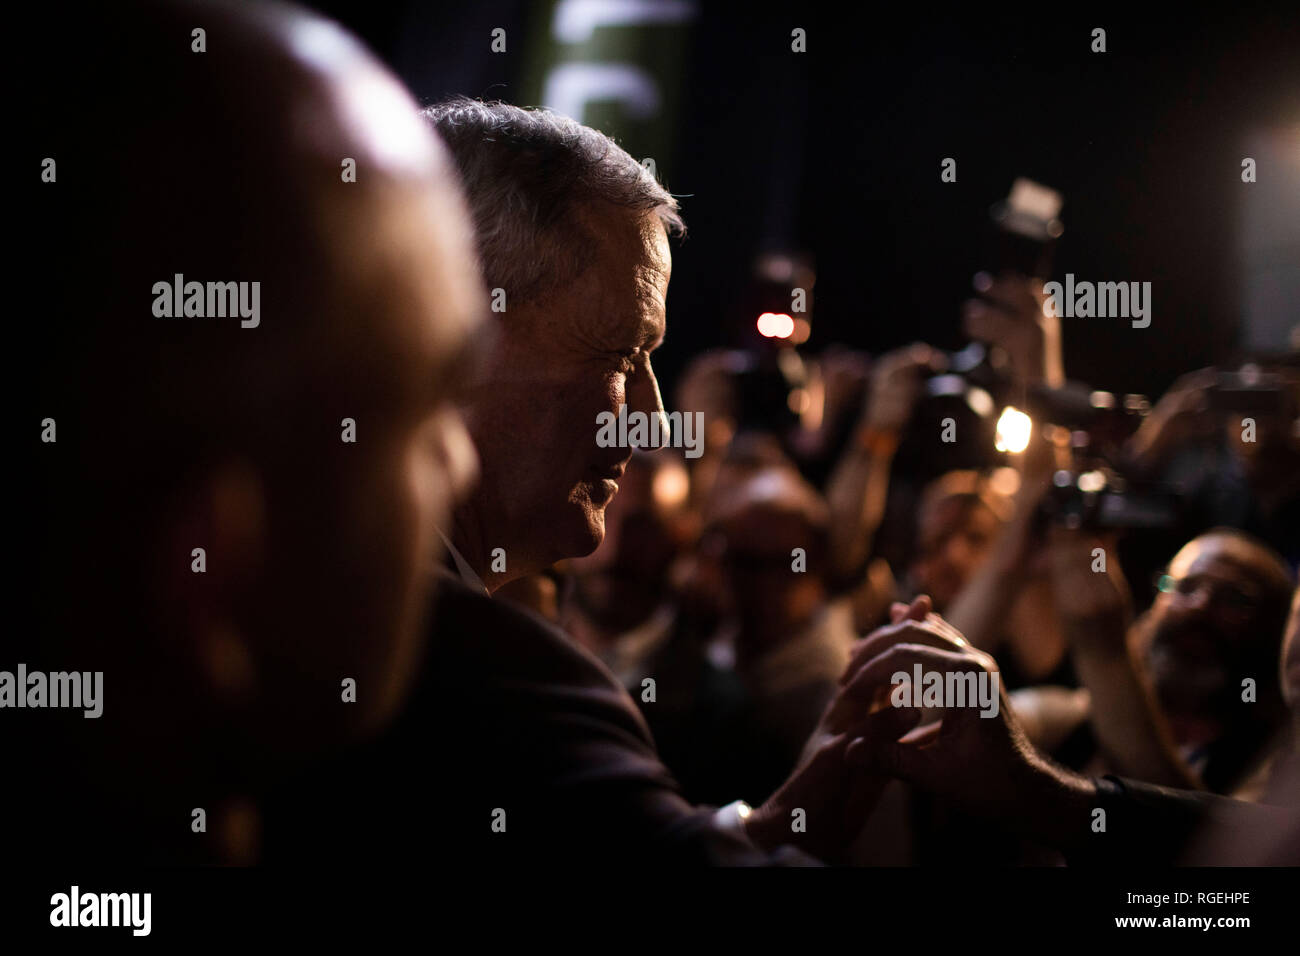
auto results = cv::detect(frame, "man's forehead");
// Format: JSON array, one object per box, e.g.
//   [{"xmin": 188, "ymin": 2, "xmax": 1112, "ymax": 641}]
[
  {"xmin": 584, "ymin": 203, "xmax": 671, "ymax": 275},
  {"xmin": 553, "ymin": 206, "xmax": 670, "ymax": 342},
  {"xmin": 637, "ymin": 213, "xmax": 672, "ymax": 276},
  {"xmin": 1172, "ymin": 539, "xmax": 1262, "ymax": 584}
]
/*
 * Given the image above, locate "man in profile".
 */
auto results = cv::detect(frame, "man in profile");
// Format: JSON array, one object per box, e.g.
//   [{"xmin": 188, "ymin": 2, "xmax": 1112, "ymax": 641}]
[
  {"xmin": 19, "ymin": 0, "xmax": 483, "ymax": 863},
  {"xmin": 345, "ymin": 99, "xmax": 920, "ymax": 866}
]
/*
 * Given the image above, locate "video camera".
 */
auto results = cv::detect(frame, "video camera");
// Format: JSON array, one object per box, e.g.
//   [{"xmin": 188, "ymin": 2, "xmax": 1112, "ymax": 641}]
[{"xmin": 929, "ymin": 178, "xmax": 1185, "ymax": 529}]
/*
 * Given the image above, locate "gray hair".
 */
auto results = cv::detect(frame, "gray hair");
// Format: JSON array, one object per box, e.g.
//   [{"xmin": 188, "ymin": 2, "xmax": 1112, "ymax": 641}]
[{"xmin": 422, "ymin": 96, "xmax": 684, "ymax": 305}]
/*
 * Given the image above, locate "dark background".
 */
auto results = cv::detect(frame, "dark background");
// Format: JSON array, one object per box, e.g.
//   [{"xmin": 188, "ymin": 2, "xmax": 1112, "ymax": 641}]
[{"xmin": 303, "ymin": 0, "xmax": 1300, "ymax": 400}]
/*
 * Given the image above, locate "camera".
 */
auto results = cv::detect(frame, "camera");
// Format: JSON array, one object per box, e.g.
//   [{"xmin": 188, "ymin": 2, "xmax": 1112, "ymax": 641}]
[
  {"xmin": 1026, "ymin": 384, "xmax": 1184, "ymax": 530},
  {"xmin": 986, "ymin": 177, "xmax": 1064, "ymax": 280}
]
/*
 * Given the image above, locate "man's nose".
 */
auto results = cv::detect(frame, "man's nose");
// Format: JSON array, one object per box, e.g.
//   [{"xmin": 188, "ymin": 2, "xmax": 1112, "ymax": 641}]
[{"xmin": 627, "ymin": 362, "xmax": 670, "ymax": 451}]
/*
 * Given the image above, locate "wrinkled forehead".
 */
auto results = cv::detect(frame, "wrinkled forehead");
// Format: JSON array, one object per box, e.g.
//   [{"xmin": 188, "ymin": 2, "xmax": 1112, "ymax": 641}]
[
  {"xmin": 531, "ymin": 204, "xmax": 670, "ymax": 348},
  {"xmin": 588, "ymin": 205, "xmax": 671, "ymax": 310}
]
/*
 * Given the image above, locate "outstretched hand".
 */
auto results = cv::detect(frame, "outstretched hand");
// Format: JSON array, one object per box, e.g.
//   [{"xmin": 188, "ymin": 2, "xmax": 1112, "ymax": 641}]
[{"xmin": 830, "ymin": 598, "xmax": 1085, "ymax": 835}]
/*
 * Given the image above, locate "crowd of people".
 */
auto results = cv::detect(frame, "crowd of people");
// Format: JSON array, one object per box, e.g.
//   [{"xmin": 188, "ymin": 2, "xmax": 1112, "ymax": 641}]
[
  {"xmin": 535, "ymin": 334, "xmax": 1300, "ymax": 863},
  {"xmin": 18, "ymin": 0, "xmax": 1300, "ymax": 868}
]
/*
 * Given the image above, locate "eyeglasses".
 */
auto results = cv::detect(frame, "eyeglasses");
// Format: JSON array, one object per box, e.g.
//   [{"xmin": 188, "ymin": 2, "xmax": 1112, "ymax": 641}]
[{"xmin": 1154, "ymin": 572, "xmax": 1261, "ymax": 613}]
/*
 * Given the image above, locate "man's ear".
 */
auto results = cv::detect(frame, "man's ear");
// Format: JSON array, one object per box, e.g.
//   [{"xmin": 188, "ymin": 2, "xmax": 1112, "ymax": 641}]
[{"xmin": 162, "ymin": 461, "xmax": 268, "ymax": 700}]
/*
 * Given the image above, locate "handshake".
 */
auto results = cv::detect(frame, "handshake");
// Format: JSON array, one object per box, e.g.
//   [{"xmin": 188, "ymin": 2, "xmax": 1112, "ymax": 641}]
[{"xmin": 740, "ymin": 594, "xmax": 1095, "ymax": 863}]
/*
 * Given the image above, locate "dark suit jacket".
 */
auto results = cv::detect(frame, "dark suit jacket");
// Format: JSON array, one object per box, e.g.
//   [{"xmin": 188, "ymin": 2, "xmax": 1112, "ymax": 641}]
[
  {"xmin": 1070, "ymin": 774, "xmax": 1300, "ymax": 865},
  {"xmin": 265, "ymin": 573, "xmax": 815, "ymax": 866}
]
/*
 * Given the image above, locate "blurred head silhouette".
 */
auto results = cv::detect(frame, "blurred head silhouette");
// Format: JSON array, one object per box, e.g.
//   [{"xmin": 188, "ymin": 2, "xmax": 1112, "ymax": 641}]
[
  {"xmin": 29, "ymin": 0, "xmax": 484, "ymax": 814},
  {"xmin": 910, "ymin": 470, "xmax": 1012, "ymax": 611},
  {"xmin": 701, "ymin": 462, "xmax": 831, "ymax": 649}
]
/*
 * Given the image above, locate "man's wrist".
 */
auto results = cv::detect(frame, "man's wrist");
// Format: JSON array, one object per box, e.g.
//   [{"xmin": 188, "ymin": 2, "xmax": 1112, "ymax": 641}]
[
  {"xmin": 1019, "ymin": 753, "xmax": 1102, "ymax": 852},
  {"xmin": 1061, "ymin": 609, "xmax": 1131, "ymax": 655}
]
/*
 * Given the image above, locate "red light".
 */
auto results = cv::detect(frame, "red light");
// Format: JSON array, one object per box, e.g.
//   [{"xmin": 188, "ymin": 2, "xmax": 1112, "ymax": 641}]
[{"xmin": 757, "ymin": 312, "xmax": 795, "ymax": 338}]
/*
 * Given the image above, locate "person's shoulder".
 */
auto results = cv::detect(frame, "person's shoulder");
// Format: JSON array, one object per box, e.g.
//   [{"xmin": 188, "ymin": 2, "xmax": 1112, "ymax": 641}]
[
  {"xmin": 424, "ymin": 573, "xmax": 660, "ymax": 756},
  {"xmin": 429, "ymin": 572, "xmax": 621, "ymax": 688},
  {"xmin": 416, "ymin": 573, "xmax": 678, "ymax": 825}
]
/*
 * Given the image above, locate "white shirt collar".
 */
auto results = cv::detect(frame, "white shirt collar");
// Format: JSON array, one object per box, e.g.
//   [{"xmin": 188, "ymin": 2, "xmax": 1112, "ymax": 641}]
[{"xmin": 437, "ymin": 528, "xmax": 489, "ymax": 596}]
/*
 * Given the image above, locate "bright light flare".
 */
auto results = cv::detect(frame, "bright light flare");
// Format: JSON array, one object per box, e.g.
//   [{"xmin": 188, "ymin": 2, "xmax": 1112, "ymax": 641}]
[
  {"xmin": 995, "ymin": 406, "xmax": 1032, "ymax": 453},
  {"xmin": 757, "ymin": 312, "xmax": 795, "ymax": 338},
  {"xmin": 1077, "ymin": 470, "xmax": 1107, "ymax": 493},
  {"xmin": 652, "ymin": 460, "xmax": 690, "ymax": 509}
]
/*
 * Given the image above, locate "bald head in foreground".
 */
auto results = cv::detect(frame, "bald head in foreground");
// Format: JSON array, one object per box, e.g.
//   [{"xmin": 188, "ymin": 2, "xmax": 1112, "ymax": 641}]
[{"xmin": 22, "ymin": 0, "xmax": 482, "ymax": 862}]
